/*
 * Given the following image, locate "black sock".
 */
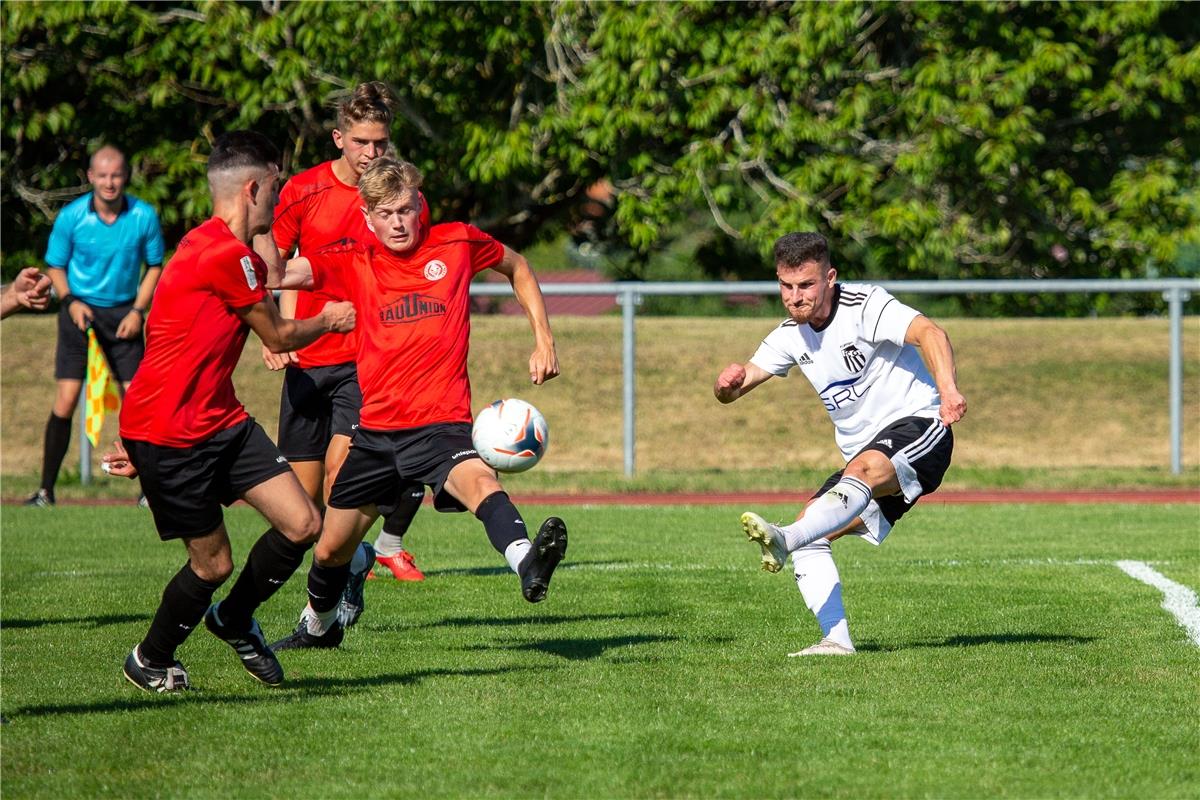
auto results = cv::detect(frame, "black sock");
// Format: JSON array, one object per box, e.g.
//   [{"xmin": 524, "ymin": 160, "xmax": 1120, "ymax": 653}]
[
  {"xmin": 40, "ymin": 413, "xmax": 72, "ymax": 494},
  {"xmin": 382, "ymin": 482, "xmax": 425, "ymax": 536},
  {"xmin": 307, "ymin": 561, "xmax": 352, "ymax": 614},
  {"xmin": 218, "ymin": 529, "xmax": 310, "ymax": 630},
  {"xmin": 474, "ymin": 491, "xmax": 528, "ymax": 555},
  {"xmin": 139, "ymin": 562, "xmax": 223, "ymax": 667}
]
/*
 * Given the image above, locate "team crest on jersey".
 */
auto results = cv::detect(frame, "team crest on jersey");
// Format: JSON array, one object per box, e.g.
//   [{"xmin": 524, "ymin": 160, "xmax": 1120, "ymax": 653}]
[
  {"xmin": 379, "ymin": 293, "xmax": 447, "ymax": 325},
  {"xmin": 841, "ymin": 343, "xmax": 866, "ymax": 372},
  {"xmin": 239, "ymin": 256, "xmax": 258, "ymax": 290},
  {"xmin": 423, "ymin": 260, "xmax": 447, "ymax": 281}
]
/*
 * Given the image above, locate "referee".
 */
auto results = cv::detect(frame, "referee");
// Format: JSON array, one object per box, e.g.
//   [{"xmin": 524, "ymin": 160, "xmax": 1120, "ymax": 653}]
[{"xmin": 27, "ymin": 145, "xmax": 164, "ymax": 507}]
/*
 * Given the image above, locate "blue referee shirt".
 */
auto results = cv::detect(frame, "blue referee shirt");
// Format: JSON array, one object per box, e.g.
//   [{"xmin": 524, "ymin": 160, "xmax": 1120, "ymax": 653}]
[{"xmin": 44, "ymin": 192, "xmax": 165, "ymax": 308}]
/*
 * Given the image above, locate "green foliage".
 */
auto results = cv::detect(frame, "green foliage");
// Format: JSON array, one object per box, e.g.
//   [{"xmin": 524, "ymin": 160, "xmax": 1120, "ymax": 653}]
[{"xmin": 3, "ymin": 1, "xmax": 1197, "ymax": 315}]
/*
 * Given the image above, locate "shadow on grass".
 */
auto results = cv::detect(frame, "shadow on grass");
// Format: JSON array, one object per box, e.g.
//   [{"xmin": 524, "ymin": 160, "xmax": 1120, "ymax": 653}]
[
  {"xmin": 1, "ymin": 612, "xmax": 149, "ymax": 630},
  {"xmin": 421, "ymin": 559, "xmax": 626, "ymax": 578},
  {"xmin": 856, "ymin": 633, "xmax": 1097, "ymax": 652},
  {"xmin": 483, "ymin": 633, "xmax": 682, "ymax": 661},
  {"xmin": 4, "ymin": 665, "xmax": 539, "ymax": 720},
  {"xmin": 396, "ymin": 610, "xmax": 669, "ymax": 632}
]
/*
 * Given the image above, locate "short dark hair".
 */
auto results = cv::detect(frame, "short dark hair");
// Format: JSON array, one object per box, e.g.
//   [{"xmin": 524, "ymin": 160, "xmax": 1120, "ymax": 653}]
[
  {"xmin": 773, "ymin": 232, "xmax": 830, "ymax": 269},
  {"xmin": 208, "ymin": 131, "xmax": 280, "ymax": 175}
]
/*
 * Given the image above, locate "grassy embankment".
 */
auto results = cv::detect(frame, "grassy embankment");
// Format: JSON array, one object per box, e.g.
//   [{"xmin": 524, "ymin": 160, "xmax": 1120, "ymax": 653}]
[{"xmin": 1, "ymin": 314, "xmax": 1197, "ymax": 499}]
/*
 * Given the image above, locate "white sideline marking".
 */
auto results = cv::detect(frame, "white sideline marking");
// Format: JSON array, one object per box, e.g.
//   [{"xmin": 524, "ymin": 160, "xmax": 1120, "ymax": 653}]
[{"xmin": 1115, "ymin": 560, "xmax": 1200, "ymax": 647}]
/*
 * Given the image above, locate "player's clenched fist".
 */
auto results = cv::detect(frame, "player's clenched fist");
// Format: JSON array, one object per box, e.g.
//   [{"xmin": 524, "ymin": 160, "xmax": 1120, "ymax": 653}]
[
  {"xmin": 321, "ymin": 300, "xmax": 356, "ymax": 333},
  {"xmin": 714, "ymin": 363, "xmax": 746, "ymax": 403}
]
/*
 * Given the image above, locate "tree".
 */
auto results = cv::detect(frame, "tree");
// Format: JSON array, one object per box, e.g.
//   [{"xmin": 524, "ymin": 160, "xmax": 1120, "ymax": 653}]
[
  {"xmin": 4, "ymin": 1, "xmax": 1197, "ymax": 316},
  {"xmin": 547, "ymin": 1, "xmax": 1199, "ymax": 312},
  {"xmin": 2, "ymin": 1, "xmax": 602, "ymax": 273}
]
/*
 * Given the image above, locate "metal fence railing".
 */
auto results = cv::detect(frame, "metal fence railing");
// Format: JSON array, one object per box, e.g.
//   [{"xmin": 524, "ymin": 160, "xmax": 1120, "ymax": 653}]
[
  {"xmin": 80, "ymin": 278, "xmax": 1197, "ymax": 481},
  {"xmin": 471, "ymin": 277, "xmax": 1197, "ymax": 476}
]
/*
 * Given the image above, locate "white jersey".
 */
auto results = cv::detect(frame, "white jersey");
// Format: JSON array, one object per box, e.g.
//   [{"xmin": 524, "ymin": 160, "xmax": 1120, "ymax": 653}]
[{"xmin": 750, "ymin": 282, "xmax": 940, "ymax": 461}]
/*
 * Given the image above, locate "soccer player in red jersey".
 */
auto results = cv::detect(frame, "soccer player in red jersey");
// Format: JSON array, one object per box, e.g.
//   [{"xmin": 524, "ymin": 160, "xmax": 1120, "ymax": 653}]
[
  {"xmin": 267, "ymin": 82, "xmax": 427, "ymax": 594},
  {"xmin": 267, "ymin": 158, "xmax": 567, "ymax": 650},
  {"xmin": 103, "ymin": 132, "xmax": 356, "ymax": 692}
]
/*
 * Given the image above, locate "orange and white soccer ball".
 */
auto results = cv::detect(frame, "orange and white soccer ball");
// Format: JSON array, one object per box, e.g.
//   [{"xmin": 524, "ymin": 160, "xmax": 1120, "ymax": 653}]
[{"xmin": 471, "ymin": 398, "xmax": 549, "ymax": 473}]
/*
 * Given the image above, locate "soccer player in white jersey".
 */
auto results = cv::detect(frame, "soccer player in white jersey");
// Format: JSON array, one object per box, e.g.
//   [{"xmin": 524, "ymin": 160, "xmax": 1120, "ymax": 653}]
[{"xmin": 714, "ymin": 232, "xmax": 966, "ymax": 656}]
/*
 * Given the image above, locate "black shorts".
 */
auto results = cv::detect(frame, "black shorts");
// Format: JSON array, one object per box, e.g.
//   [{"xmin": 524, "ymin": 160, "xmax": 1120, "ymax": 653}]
[
  {"xmin": 123, "ymin": 418, "xmax": 293, "ymax": 540},
  {"xmin": 815, "ymin": 415, "xmax": 954, "ymax": 534},
  {"xmin": 328, "ymin": 423, "xmax": 481, "ymax": 515},
  {"xmin": 55, "ymin": 302, "xmax": 144, "ymax": 382},
  {"xmin": 277, "ymin": 362, "xmax": 361, "ymax": 460}
]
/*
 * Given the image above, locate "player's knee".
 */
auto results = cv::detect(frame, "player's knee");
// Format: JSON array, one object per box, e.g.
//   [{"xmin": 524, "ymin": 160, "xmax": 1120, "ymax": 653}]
[
  {"xmin": 313, "ymin": 540, "xmax": 352, "ymax": 567},
  {"xmin": 295, "ymin": 508, "xmax": 324, "ymax": 543},
  {"xmin": 191, "ymin": 557, "xmax": 234, "ymax": 584},
  {"xmin": 277, "ymin": 505, "xmax": 323, "ymax": 545}
]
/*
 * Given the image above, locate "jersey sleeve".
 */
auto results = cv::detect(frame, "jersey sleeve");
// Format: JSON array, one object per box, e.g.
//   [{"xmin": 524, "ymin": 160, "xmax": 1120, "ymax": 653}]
[
  {"xmin": 142, "ymin": 207, "xmax": 165, "ymax": 266},
  {"xmin": 461, "ymin": 224, "xmax": 506, "ymax": 274},
  {"xmin": 272, "ymin": 179, "xmax": 304, "ymax": 256},
  {"xmin": 210, "ymin": 247, "xmax": 268, "ymax": 310},
  {"xmin": 43, "ymin": 203, "xmax": 78, "ymax": 269},
  {"xmin": 749, "ymin": 326, "xmax": 797, "ymax": 377},
  {"xmin": 862, "ymin": 287, "xmax": 921, "ymax": 347}
]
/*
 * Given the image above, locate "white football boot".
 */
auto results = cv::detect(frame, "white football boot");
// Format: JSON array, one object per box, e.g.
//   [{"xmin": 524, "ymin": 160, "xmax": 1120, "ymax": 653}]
[
  {"xmin": 788, "ymin": 638, "xmax": 856, "ymax": 657},
  {"xmin": 739, "ymin": 511, "xmax": 789, "ymax": 573}
]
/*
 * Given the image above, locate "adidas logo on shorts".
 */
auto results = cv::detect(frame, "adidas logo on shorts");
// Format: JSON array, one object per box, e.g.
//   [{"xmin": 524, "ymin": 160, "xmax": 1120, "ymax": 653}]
[{"xmin": 875, "ymin": 438, "xmax": 893, "ymax": 448}]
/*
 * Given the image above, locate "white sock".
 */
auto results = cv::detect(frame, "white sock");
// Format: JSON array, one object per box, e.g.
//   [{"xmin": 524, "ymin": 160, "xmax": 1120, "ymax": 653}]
[
  {"xmin": 780, "ymin": 476, "xmax": 872, "ymax": 552},
  {"xmin": 792, "ymin": 538, "xmax": 853, "ymax": 650},
  {"xmin": 374, "ymin": 531, "xmax": 405, "ymax": 557},
  {"xmin": 303, "ymin": 604, "xmax": 340, "ymax": 636},
  {"xmin": 349, "ymin": 542, "xmax": 372, "ymax": 573},
  {"xmin": 504, "ymin": 539, "xmax": 532, "ymax": 575}
]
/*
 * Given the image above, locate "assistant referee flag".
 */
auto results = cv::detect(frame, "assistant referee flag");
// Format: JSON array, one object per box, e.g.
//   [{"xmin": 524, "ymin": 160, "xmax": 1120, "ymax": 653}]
[{"xmin": 85, "ymin": 327, "xmax": 120, "ymax": 448}]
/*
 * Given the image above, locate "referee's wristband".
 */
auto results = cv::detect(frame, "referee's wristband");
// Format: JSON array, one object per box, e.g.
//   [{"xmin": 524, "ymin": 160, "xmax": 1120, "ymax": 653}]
[
  {"xmin": 131, "ymin": 306, "xmax": 146, "ymax": 317},
  {"xmin": 61, "ymin": 293, "xmax": 79, "ymax": 308}
]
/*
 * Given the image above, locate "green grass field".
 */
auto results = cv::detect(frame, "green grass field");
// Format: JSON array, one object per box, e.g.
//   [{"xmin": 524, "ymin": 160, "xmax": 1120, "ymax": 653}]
[{"xmin": 2, "ymin": 502, "xmax": 1197, "ymax": 798}]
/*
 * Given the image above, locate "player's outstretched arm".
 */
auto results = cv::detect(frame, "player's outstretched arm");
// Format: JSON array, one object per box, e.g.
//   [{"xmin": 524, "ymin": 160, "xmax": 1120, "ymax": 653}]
[
  {"xmin": 905, "ymin": 315, "xmax": 966, "ymax": 425},
  {"xmin": 239, "ymin": 292, "xmax": 354, "ymax": 354},
  {"xmin": 714, "ymin": 361, "xmax": 773, "ymax": 404},
  {"xmin": 491, "ymin": 246, "xmax": 559, "ymax": 385},
  {"xmin": 266, "ymin": 256, "xmax": 316, "ymax": 291}
]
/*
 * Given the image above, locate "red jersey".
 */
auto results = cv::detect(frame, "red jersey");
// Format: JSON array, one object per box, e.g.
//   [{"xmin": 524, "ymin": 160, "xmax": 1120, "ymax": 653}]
[
  {"xmin": 272, "ymin": 161, "xmax": 363, "ymax": 368},
  {"xmin": 120, "ymin": 217, "xmax": 267, "ymax": 446},
  {"xmin": 308, "ymin": 222, "xmax": 504, "ymax": 430}
]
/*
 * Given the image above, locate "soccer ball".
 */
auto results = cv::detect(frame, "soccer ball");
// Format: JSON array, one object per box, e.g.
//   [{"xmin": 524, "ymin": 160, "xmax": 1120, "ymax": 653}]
[{"xmin": 472, "ymin": 398, "xmax": 549, "ymax": 473}]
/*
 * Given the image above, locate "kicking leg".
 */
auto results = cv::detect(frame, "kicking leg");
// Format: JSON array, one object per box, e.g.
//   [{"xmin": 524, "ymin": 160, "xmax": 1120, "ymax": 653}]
[
  {"xmin": 444, "ymin": 458, "xmax": 567, "ymax": 603},
  {"xmin": 740, "ymin": 451, "xmax": 898, "ymax": 565}
]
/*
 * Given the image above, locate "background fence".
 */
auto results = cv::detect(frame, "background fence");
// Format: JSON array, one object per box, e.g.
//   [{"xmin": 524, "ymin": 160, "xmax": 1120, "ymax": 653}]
[
  {"xmin": 471, "ymin": 277, "xmax": 1198, "ymax": 476},
  {"xmin": 68, "ymin": 278, "xmax": 1200, "ymax": 484}
]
